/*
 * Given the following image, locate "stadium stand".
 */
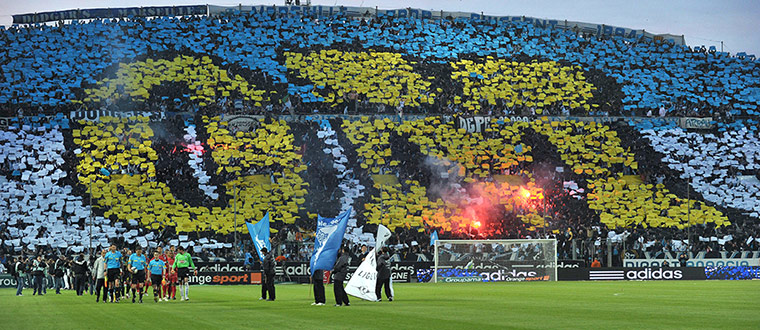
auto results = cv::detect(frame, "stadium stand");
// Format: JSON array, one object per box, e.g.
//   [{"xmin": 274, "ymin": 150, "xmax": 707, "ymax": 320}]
[
  {"xmin": 640, "ymin": 124, "xmax": 760, "ymax": 219},
  {"xmin": 530, "ymin": 119, "xmax": 728, "ymax": 229},
  {"xmin": 78, "ymin": 55, "xmax": 268, "ymax": 107},
  {"xmin": 449, "ymin": 59, "xmax": 597, "ymax": 114},
  {"xmin": 342, "ymin": 117, "xmax": 431, "ymax": 231},
  {"xmin": 1, "ymin": 11, "xmax": 758, "ymax": 117},
  {"xmin": 0, "ymin": 124, "xmax": 139, "ymax": 254},
  {"xmin": 1, "ymin": 6, "xmax": 759, "ymax": 266},
  {"xmin": 286, "ymin": 50, "xmax": 432, "ymax": 107},
  {"xmin": 310, "ymin": 118, "xmax": 371, "ymax": 243}
]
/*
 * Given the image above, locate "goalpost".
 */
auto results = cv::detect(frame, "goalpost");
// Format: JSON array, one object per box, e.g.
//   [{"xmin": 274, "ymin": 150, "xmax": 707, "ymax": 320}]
[{"xmin": 433, "ymin": 239, "xmax": 558, "ymax": 283}]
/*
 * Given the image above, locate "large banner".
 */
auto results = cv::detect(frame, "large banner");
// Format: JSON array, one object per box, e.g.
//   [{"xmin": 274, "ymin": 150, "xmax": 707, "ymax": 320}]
[
  {"xmin": 207, "ymin": 5, "xmax": 684, "ymax": 45},
  {"xmin": 0, "ymin": 112, "xmax": 714, "ymax": 130},
  {"xmin": 69, "ymin": 110, "xmax": 168, "ymax": 122},
  {"xmin": 163, "ymin": 262, "xmax": 760, "ymax": 283},
  {"xmin": 345, "ymin": 248, "xmax": 379, "ymax": 301},
  {"xmin": 13, "ymin": 5, "xmax": 207, "ymax": 24},
  {"xmin": 560, "ymin": 267, "xmax": 707, "ymax": 281},
  {"xmin": 623, "ymin": 257, "xmax": 760, "ymax": 268},
  {"xmin": 704, "ymin": 266, "xmax": 760, "ymax": 280},
  {"xmin": 221, "ymin": 113, "xmax": 429, "ymax": 125},
  {"xmin": 194, "ymin": 261, "xmax": 250, "ymax": 273},
  {"xmin": 417, "ymin": 260, "xmax": 556, "ymax": 283},
  {"xmin": 278, "ymin": 261, "xmax": 424, "ymax": 283},
  {"xmin": 0, "ymin": 110, "xmax": 193, "ymax": 129},
  {"xmin": 193, "ymin": 261, "xmax": 427, "ymax": 283},
  {"xmin": 680, "ymin": 117, "xmax": 715, "ymax": 129},
  {"xmin": 14, "ymin": 0, "xmax": 684, "ymax": 46},
  {"xmin": 188, "ymin": 271, "xmax": 262, "ymax": 285},
  {"xmin": 0, "ymin": 274, "xmax": 18, "ymax": 288},
  {"xmin": 452, "ymin": 115, "xmax": 712, "ymax": 133},
  {"xmin": 562, "ymin": 266, "xmax": 759, "ymax": 281}
]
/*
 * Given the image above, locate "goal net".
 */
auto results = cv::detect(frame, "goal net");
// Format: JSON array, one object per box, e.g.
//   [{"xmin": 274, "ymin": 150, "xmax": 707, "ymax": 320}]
[{"xmin": 433, "ymin": 239, "xmax": 557, "ymax": 283}]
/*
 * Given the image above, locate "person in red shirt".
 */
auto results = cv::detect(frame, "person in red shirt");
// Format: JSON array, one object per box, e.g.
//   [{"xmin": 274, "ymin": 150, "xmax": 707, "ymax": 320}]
[
  {"xmin": 590, "ymin": 258, "xmax": 602, "ymax": 268},
  {"xmin": 163, "ymin": 249, "xmax": 177, "ymax": 301}
]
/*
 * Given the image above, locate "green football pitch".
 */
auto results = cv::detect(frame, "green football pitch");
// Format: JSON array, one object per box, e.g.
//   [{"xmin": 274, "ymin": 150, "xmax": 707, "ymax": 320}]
[{"xmin": 2, "ymin": 281, "xmax": 758, "ymax": 329}]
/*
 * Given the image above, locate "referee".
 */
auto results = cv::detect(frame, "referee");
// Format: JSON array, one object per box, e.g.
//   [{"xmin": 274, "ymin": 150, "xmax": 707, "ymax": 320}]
[
  {"xmin": 148, "ymin": 252, "xmax": 165, "ymax": 303},
  {"xmin": 128, "ymin": 248, "xmax": 147, "ymax": 303},
  {"xmin": 104, "ymin": 245, "xmax": 122, "ymax": 303}
]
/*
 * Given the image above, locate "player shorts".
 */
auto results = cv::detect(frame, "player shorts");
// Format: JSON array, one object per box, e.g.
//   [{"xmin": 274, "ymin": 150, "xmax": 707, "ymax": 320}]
[
  {"xmin": 133, "ymin": 270, "xmax": 146, "ymax": 283},
  {"xmin": 177, "ymin": 267, "xmax": 189, "ymax": 280},
  {"xmin": 122, "ymin": 270, "xmax": 132, "ymax": 283},
  {"xmin": 107, "ymin": 268, "xmax": 120, "ymax": 281},
  {"xmin": 150, "ymin": 274, "xmax": 163, "ymax": 286}
]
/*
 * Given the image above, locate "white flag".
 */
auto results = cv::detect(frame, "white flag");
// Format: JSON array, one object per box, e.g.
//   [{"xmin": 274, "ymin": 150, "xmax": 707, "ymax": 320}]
[
  {"xmin": 345, "ymin": 248, "xmax": 378, "ymax": 301},
  {"xmin": 375, "ymin": 225, "xmax": 392, "ymax": 251}
]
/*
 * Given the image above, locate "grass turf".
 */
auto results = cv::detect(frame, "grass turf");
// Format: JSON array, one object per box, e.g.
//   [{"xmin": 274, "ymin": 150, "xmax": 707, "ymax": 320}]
[{"xmin": 2, "ymin": 281, "xmax": 758, "ymax": 329}]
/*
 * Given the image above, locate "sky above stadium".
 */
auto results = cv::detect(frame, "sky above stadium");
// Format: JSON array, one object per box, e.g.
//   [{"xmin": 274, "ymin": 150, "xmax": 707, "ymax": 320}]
[{"xmin": 1, "ymin": 0, "xmax": 758, "ymax": 55}]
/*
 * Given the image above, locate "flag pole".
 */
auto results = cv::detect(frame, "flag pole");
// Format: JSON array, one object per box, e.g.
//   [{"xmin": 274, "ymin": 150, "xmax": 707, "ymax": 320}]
[
  {"xmin": 234, "ymin": 184, "xmax": 238, "ymax": 257},
  {"xmin": 88, "ymin": 179, "xmax": 93, "ymax": 257}
]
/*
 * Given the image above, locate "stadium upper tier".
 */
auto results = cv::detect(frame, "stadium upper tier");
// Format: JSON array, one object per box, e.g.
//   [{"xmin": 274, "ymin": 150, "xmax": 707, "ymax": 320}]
[
  {"xmin": 0, "ymin": 11, "xmax": 758, "ymax": 118},
  {"xmin": 1, "ymin": 114, "xmax": 758, "ymax": 253}
]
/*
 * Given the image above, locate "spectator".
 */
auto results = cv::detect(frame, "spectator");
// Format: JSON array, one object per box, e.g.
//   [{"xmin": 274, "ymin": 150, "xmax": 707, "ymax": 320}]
[
  {"xmin": 52, "ymin": 255, "xmax": 66, "ymax": 294},
  {"xmin": 32, "ymin": 256, "xmax": 46, "ymax": 296}
]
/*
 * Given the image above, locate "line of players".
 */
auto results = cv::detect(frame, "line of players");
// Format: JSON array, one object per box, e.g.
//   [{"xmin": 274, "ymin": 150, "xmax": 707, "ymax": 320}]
[{"xmin": 101, "ymin": 244, "xmax": 197, "ymax": 303}]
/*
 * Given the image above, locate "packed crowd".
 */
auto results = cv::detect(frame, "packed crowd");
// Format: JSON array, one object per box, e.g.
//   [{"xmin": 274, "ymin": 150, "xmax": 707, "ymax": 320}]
[
  {"xmin": 1, "ymin": 10, "xmax": 759, "ymax": 268},
  {"xmin": 2, "ymin": 114, "xmax": 759, "ymax": 266},
  {"xmin": 0, "ymin": 10, "xmax": 758, "ymax": 118}
]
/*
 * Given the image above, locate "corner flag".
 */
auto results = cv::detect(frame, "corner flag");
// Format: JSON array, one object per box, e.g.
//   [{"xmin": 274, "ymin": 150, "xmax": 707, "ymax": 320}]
[
  {"xmin": 246, "ymin": 212, "xmax": 271, "ymax": 261},
  {"xmin": 310, "ymin": 207, "xmax": 351, "ymax": 276}
]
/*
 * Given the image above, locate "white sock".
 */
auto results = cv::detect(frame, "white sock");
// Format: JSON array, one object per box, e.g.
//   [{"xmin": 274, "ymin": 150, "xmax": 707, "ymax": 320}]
[{"xmin": 184, "ymin": 284, "xmax": 189, "ymax": 299}]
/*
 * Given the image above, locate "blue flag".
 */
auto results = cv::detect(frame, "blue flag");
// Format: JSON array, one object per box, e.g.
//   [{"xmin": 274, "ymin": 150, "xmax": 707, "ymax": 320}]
[
  {"xmin": 246, "ymin": 212, "xmax": 271, "ymax": 262},
  {"xmin": 310, "ymin": 208, "xmax": 351, "ymax": 276},
  {"xmin": 430, "ymin": 230, "xmax": 439, "ymax": 246}
]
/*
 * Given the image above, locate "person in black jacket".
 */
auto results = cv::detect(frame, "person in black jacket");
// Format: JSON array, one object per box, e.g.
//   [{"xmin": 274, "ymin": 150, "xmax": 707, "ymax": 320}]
[
  {"xmin": 52, "ymin": 255, "xmax": 66, "ymax": 294},
  {"xmin": 260, "ymin": 247, "xmax": 275, "ymax": 301},
  {"xmin": 358, "ymin": 245, "xmax": 369, "ymax": 261},
  {"xmin": 678, "ymin": 252, "xmax": 689, "ymax": 267},
  {"xmin": 72, "ymin": 254, "xmax": 88, "ymax": 296},
  {"xmin": 3, "ymin": 258, "xmax": 12, "ymax": 279},
  {"xmin": 332, "ymin": 246, "xmax": 351, "ymax": 306},
  {"xmin": 32, "ymin": 255, "xmax": 46, "ymax": 296},
  {"xmin": 12, "ymin": 257, "xmax": 24, "ymax": 296},
  {"xmin": 375, "ymin": 247, "xmax": 392, "ymax": 302},
  {"xmin": 15, "ymin": 258, "xmax": 27, "ymax": 296},
  {"xmin": 311, "ymin": 269, "xmax": 325, "ymax": 306}
]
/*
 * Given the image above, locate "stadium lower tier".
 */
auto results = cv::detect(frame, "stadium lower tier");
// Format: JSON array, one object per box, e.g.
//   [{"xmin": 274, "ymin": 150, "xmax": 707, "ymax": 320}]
[{"xmin": 1, "ymin": 116, "xmax": 758, "ymax": 253}]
